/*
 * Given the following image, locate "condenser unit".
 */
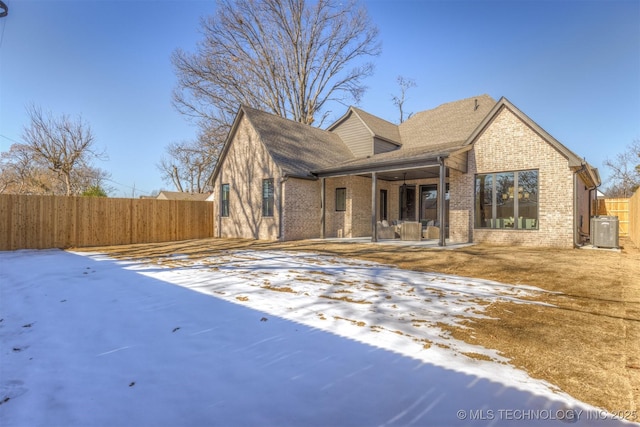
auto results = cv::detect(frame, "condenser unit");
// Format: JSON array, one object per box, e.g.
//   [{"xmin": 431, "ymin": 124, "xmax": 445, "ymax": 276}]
[{"xmin": 590, "ymin": 216, "xmax": 619, "ymax": 249}]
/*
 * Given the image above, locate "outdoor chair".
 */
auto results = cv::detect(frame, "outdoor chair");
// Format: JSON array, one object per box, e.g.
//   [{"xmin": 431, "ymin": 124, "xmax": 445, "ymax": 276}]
[
  {"xmin": 424, "ymin": 225, "xmax": 440, "ymax": 239},
  {"xmin": 376, "ymin": 220, "xmax": 396, "ymax": 239},
  {"xmin": 400, "ymin": 221, "xmax": 422, "ymax": 241}
]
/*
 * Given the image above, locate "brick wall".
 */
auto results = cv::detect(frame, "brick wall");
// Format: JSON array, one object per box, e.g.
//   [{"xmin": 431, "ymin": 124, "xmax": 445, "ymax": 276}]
[
  {"xmin": 449, "ymin": 169, "xmax": 473, "ymax": 243},
  {"xmin": 324, "ymin": 176, "xmax": 372, "ymax": 237},
  {"xmin": 463, "ymin": 107, "xmax": 575, "ymax": 248},
  {"xmin": 213, "ymin": 105, "xmax": 583, "ymax": 247},
  {"xmin": 213, "ymin": 116, "xmax": 281, "ymax": 240},
  {"xmin": 321, "ymin": 175, "xmax": 418, "ymax": 238},
  {"xmin": 282, "ymin": 178, "xmax": 322, "ymax": 240}
]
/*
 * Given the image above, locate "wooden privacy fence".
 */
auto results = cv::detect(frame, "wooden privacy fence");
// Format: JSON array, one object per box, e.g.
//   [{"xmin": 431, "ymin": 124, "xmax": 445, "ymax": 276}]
[
  {"xmin": 630, "ymin": 191, "xmax": 640, "ymax": 248},
  {"xmin": 596, "ymin": 198, "xmax": 630, "ymax": 237},
  {"xmin": 0, "ymin": 194, "xmax": 214, "ymax": 251}
]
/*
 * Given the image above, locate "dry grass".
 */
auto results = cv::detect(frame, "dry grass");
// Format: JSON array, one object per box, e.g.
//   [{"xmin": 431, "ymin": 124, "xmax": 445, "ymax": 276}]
[{"xmin": 76, "ymin": 237, "xmax": 640, "ymax": 419}]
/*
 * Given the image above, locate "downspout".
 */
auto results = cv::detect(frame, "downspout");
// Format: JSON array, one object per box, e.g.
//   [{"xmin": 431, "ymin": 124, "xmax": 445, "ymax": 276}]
[
  {"xmin": 278, "ymin": 176, "xmax": 289, "ymax": 241},
  {"xmin": 217, "ymin": 173, "xmax": 222, "ymax": 238},
  {"xmin": 437, "ymin": 156, "xmax": 446, "ymax": 247},
  {"xmin": 573, "ymin": 170, "xmax": 579, "ymax": 248},
  {"xmin": 320, "ymin": 177, "xmax": 326, "ymax": 239},
  {"xmin": 371, "ymin": 172, "xmax": 378, "ymax": 242},
  {"xmin": 573, "ymin": 163, "xmax": 598, "ymax": 247}
]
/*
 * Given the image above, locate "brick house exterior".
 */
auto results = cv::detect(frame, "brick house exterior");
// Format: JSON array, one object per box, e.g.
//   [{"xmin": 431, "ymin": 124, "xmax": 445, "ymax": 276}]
[{"xmin": 211, "ymin": 96, "xmax": 600, "ymax": 248}]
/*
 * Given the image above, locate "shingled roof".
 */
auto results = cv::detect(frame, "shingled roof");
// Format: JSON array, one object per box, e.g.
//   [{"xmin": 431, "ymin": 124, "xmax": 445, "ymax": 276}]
[
  {"xmin": 399, "ymin": 94, "xmax": 496, "ymax": 148},
  {"xmin": 156, "ymin": 191, "xmax": 211, "ymax": 201},
  {"xmin": 239, "ymin": 106, "xmax": 354, "ymax": 179},
  {"xmin": 214, "ymin": 95, "xmax": 599, "ymax": 185}
]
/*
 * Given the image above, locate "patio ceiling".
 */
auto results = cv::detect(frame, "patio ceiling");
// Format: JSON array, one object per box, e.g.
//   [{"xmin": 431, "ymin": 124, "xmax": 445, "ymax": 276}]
[
  {"xmin": 367, "ymin": 165, "xmax": 446, "ymax": 181},
  {"xmin": 318, "ymin": 159, "xmax": 449, "ymax": 181}
]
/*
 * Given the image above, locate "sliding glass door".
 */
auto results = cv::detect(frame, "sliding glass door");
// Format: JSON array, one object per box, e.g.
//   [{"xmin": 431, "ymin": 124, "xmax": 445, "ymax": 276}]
[{"xmin": 419, "ymin": 184, "xmax": 449, "ymax": 226}]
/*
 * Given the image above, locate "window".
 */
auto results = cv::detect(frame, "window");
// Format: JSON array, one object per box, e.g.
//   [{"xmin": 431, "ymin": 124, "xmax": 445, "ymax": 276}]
[
  {"xmin": 475, "ymin": 170, "xmax": 538, "ymax": 229},
  {"xmin": 221, "ymin": 184, "xmax": 230, "ymax": 217},
  {"xmin": 262, "ymin": 179, "xmax": 274, "ymax": 217},
  {"xmin": 380, "ymin": 189, "xmax": 388, "ymax": 221},
  {"xmin": 420, "ymin": 184, "xmax": 438, "ymax": 223},
  {"xmin": 420, "ymin": 183, "xmax": 449, "ymax": 226},
  {"xmin": 335, "ymin": 188, "xmax": 346, "ymax": 212}
]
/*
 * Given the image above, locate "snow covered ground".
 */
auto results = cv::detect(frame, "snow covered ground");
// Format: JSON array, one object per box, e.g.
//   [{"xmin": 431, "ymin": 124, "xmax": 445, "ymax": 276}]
[{"xmin": 0, "ymin": 249, "xmax": 632, "ymax": 426}]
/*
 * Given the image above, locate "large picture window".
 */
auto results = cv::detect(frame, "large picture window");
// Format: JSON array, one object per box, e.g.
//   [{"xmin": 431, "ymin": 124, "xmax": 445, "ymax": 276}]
[
  {"xmin": 221, "ymin": 184, "xmax": 230, "ymax": 217},
  {"xmin": 475, "ymin": 170, "xmax": 538, "ymax": 229},
  {"xmin": 262, "ymin": 179, "xmax": 274, "ymax": 217},
  {"xmin": 335, "ymin": 188, "xmax": 346, "ymax": 212}
]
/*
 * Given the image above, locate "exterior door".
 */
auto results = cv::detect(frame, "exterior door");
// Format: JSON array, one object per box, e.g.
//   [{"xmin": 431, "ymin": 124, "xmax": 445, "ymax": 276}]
[
  {"xmin": 420, "ymin": 183, "xmax": 450, "ymax": 233},
  {"xmin": 380, "ymin": 189, "xmax": 388, "ymax": 221},
  {"xmin": 420, "ymin": 185, "xmax": 438, "ymax": 224},
  {"xmin": 400, "ymin": 185, "xmax": 416, "ymax": 221}
]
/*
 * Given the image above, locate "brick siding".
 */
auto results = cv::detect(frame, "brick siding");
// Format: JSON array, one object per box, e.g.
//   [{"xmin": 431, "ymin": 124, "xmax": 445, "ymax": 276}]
[
  {"xmin": 282, "ymin": 178, "xmax": 322, "ymax": 240},
  {"xmin": 458, "ymin": 107, "xmax": 576, "ymax": 248},
  {"xmin": 215, "ymin": 106, "xmax": 584, "ymax": 248},
  {"xmin": 213, "ymin": 116, "xmax": 281, "ymax": 240}
]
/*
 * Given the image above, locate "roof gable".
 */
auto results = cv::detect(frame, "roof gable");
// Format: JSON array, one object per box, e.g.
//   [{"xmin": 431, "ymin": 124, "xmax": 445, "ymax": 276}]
[
  {"xmin": 348, "ymin": 107, "xmax": 401, "ymax": 145},
  {"xmin": 327, "ymin": 106, "xmax": 401, "ymax": 158},
  {"xmin": 211, "ymin": 106, "xmax": 355, "ymax": 183},
  {"xmin": 466, "ymin": 97, "xmax": 600, "ymax": 186}
]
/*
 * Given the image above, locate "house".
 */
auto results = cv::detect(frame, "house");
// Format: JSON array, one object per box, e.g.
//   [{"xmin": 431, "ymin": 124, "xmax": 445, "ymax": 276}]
[
  {"xmin": 211, "ymin": 95, "xmax": 600, "ymax": 248},
  {"xmin": 156, "ymin": 191, "xmax": 213, "ymax": 201}
]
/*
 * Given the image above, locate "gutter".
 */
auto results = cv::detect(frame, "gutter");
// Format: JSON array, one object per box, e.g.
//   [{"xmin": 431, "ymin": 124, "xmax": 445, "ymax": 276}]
[
  {"xmin": 278, "ymin": 176, "xmax": 289, "ymax": 241},
  {"xmin": 313, "ymin": 155, "xmax": 443, "ymax": 178},
  {"xmin": 573, "ymin": 163, "xmax": 599, "ymax": 248}
]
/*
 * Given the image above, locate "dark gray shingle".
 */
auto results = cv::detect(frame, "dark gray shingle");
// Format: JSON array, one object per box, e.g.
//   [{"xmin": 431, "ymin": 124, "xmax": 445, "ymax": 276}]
[{"xmin": 242, "ymin": 106, "xmax": 355, "ymax": 179}]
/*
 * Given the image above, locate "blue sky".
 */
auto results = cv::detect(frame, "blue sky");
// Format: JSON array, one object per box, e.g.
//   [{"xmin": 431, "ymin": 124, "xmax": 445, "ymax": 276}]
[{"xmin": 1, "ymin": 0, "xmax": 638, "ymax": 197}]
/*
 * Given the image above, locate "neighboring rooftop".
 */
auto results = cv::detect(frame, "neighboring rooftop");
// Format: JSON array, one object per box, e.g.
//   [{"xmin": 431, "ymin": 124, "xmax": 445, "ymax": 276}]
[{"xmin": 156, "ymin": 191, "xmax": 212, "ymax": 201}]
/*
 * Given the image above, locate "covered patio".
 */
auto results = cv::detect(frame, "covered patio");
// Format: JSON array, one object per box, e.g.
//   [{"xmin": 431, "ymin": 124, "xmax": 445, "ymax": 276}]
[
  {"xmin": 313, "ymin": 144, "xmax": 470, "ymax": 246},
  {"xmin": 311, "ymin": 236, "xmax": 475, "ymax": 250}
]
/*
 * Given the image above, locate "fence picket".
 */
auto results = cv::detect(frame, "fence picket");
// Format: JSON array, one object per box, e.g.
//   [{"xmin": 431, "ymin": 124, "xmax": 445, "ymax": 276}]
[{"xmin": 0, "ymin": 195, "xmax": 214, "ymax": 250}]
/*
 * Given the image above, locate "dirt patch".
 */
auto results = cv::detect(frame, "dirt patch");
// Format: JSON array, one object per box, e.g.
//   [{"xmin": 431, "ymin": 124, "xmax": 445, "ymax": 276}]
[{"xmin": 76, "ymin": 237, "xmax": 640, "ymax": 419}]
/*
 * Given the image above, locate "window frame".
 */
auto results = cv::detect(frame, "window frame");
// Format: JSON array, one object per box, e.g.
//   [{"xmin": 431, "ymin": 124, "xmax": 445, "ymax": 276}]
[
  {"xmin": 379, "ymin": 189, "xmax": 388, "ymax": 221},
  {"xmin": 474, "ymin": 169, "xmax": 539, "ymax": 230},
  {"xmin": 221, "ymin": 183, "xmax": 230, "ymax": 217},
  {"xmin": 335, "ymin": 187, "xmax": 347, "ymax": 212},
  {"xmin": 262, "ymin": 178, "xmax": 275, "ymax": 217}
]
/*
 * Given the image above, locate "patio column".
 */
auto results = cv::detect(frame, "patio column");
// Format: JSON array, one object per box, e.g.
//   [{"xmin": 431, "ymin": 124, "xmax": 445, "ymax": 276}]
[
  {"xmin": 320, "ymin": 177, "xmax": 326, "ymax": 239},
  {"xmin": 438, "ymin": 157, "xmax": 446, "ymax": 247},
  {"xmin": 371, "ymin": 172, "xmax": 378, "ymax": 242}
]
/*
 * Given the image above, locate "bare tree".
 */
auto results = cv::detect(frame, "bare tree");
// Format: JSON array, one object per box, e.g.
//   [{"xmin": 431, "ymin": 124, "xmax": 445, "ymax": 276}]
[
  {"xmin": 157, "ymin": 131, "xmax": 222, "ymax": 193},
  {"xmin": 172, "ymin": 0, "xmax": 380, "ymax": 135},
  {"xmin": 0, "ymin": 141, "xmax": 112, "ymax": 196},
  {"xmin": 0, "ymin": 143, "xmax": 37, "ymax": 194},
  {"xmin": 603, "ymin": 139, "xmax": 640, "ymax": 197},
  {"xmin": 5, "ymin": 106, "xmax": 108, "ymax": 196},
  {"xmin": 391, "ymin": 75, "xmax": 417, "ymax": 124},
  {"xmin": 72, "ymin": 165, "xmax": 113, "ymax": 196}
]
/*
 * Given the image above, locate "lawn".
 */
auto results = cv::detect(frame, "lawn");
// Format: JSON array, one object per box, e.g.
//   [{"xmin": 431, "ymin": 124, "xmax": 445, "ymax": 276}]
[{"xmin": 1, "ymin": 238, "xmax": 638, "ymax": 426}]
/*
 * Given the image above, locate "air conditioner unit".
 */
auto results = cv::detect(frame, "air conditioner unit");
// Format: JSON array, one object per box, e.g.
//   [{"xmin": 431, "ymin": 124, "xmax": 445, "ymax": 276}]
[{"xmin": 590, "ymin": 216, "xmax": 619, "ymax": 249}]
